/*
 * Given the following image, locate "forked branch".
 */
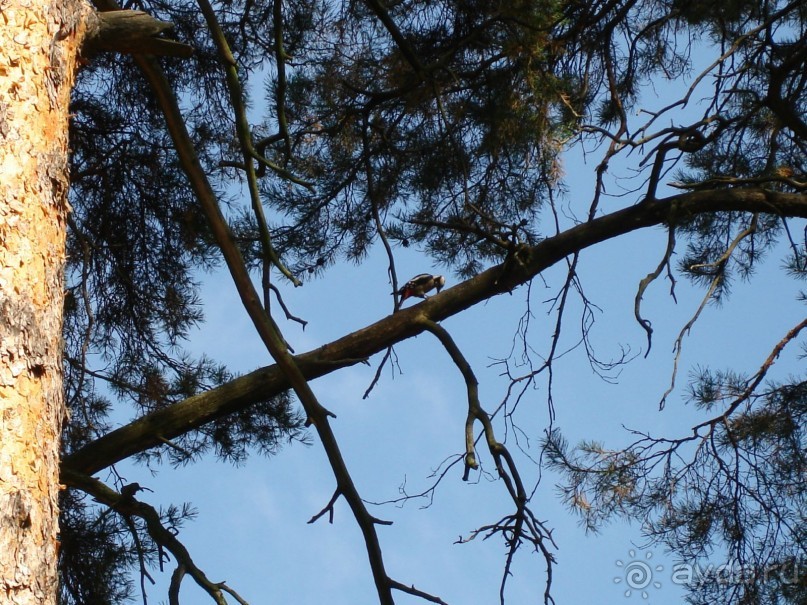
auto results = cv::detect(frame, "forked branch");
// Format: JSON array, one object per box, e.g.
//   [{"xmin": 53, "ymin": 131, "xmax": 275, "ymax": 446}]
[{"xmin": 419, "ymin": 319, "xmax": 557, "ymax": 605}]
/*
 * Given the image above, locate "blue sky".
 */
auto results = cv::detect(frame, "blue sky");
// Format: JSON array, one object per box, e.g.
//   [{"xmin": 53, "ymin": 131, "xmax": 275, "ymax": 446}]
[
  {"xmin": 105, "ymin": 42, "xmax": 807, "ymax": 604},
  {"xmin": 111, "ymin": 195, "xmax": 805, "ymax": 604}
]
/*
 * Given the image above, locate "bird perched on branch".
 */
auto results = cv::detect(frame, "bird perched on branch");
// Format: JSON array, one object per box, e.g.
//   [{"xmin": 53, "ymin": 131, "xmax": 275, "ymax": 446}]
[{"xmin": 395, "ymin": 274, "xmax": 446, "ymax": 302}]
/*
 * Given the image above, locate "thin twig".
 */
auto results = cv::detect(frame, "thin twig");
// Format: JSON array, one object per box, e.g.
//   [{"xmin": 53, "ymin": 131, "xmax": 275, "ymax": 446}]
[
  {"xmin": 660, "ymin": 215, "xmax": 759, "ymax": 408},
  {"xmin": 419, "ymin": 319, "xmax": 556, "ymax": 605},
  {"xmin": 634, "ymin": 226, "xmax": 676, "ymax": 355},
  {"xmin": 268, "ymin": 283, "xmax": 308, "ymax": 329},
  {"xmin": 308, "ymin": 489, "xmax": 340, "ymax": 524}
]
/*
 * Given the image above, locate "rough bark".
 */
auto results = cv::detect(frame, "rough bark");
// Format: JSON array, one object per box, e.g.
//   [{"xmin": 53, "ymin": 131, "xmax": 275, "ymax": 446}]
[{"xmin": 0, "ymin": 0, "xmax": 90, "ymax": 602}]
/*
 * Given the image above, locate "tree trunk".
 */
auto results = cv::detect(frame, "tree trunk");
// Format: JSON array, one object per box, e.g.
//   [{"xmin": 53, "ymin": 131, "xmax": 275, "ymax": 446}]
[{"xmin": 0, "ymin": 1, "xmax": 89, "ymax": 602}]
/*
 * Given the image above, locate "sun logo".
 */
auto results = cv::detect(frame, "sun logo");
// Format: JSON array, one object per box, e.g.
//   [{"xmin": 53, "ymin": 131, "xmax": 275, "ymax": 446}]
[{"xmin": 614, "ymin": 549, "xmax": 664, "ymax": 599}]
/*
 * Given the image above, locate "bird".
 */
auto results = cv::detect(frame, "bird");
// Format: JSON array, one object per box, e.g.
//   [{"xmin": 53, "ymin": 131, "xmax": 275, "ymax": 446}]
[{"xmin": 395, "ymin": 274, "xmax": 446, "ymax": 302}]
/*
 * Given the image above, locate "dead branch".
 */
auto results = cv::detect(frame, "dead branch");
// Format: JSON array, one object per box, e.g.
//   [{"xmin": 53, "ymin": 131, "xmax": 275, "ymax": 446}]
[
  {"xmin": 660, "ymin": 214, "xmax": 759, "ymax": 408},
  {"xmin": 388, "ymin": 579, "xmax": 449, "ymax": 604},
  {"xmin": 419, "ymin": 319, "xmax": 557, "ymax": 605},
  {"xmin": 308, "ymin": 489, "xmax": 340, "ymax": 524},
  {"xmin": 267, "ymin": 283, "xmax": 308, "ymax": 329},
  {"xmin": 634, "ymin": 226, "xmax": 676, "ymax": 355}
]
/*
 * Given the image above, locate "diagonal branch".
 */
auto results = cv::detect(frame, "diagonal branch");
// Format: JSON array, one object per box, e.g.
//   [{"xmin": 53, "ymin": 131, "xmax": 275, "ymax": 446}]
[
  {"xmin": 693, "ymin": 316, "xmax": 807, "ymax": 432},
  {"xmin": 195, "ymin": 0, "xmax": 302, "ymax": 286},
  {"xmin": 363, "ymin": 0, "xmax": 426, "ymax": 75},
  {"xmin": 83, "ymin": 10, "xmax": 194, "ymax": 58},
  {"xmin": 659, "ymin": 214, "xmax": 759, "ymax": 409},
  {"xmin": 63, "ymin": 188, "xmax": 807, "ymax": 475},
  {"xmin": 84, "ymin": 4, "xmax": 423, "ymax": 601}
]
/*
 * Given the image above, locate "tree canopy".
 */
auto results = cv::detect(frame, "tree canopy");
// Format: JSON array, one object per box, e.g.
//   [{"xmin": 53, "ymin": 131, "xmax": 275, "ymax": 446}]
[{"xmin": 54, "ymin": 0, "xmax": 806, "ymax": 603}]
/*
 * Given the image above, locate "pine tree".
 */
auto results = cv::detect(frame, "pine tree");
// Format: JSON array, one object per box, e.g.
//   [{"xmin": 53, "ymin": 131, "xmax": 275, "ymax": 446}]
[{"xmin": 0, "ymin": 0, "xmax": 804, "ymax": 603}]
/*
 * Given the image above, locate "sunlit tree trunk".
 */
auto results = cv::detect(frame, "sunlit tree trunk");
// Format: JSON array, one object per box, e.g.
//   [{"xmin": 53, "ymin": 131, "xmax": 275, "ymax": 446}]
[{"xmin": 0, "ymin": 1, "xmax": 89, "ymax": 602}]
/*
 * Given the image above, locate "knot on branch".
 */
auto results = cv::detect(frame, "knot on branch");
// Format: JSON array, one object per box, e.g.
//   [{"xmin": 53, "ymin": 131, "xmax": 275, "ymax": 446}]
[{"xmin": 677, "ymin": 130, "xmax": 707, "ymax": 153}]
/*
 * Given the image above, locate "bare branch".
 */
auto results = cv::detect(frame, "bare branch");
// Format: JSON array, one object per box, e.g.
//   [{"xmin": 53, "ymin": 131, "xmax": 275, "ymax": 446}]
[
  {"xmin": 419, "ymin": 319, "xmax": 557, "ymax": 605},
  {"xmin": 388, "ymin": 579, "xmax": 449, "ymax": 605},
  {"xmin": 363, "ymin": 346, "xmax": 396, "ymax": 400},
  {"xmin": 307, "ymin": 489, "xmax": 340, "ymax": 525},
  {"xmin": 267, "ymin": 283, "xmax": 308, "ymax": 329}
]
